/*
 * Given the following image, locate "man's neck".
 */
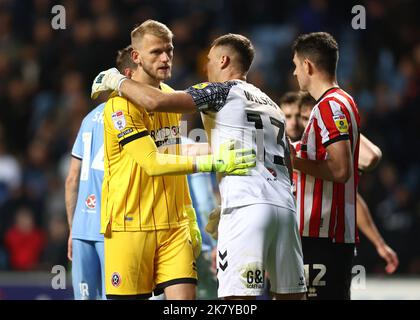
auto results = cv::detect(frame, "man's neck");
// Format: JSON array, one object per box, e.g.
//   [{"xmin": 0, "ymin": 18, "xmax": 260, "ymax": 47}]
[
  {"xmin": 309, "ymin": 77, "xmax": 338, "ymax": 101},
  {"xmin": 132, "ymin": 69, "xmax": 161, "ymax": 88},
  {"xmin": 218, "ymin": 70, "xmax": 246, "ymax": 83}
]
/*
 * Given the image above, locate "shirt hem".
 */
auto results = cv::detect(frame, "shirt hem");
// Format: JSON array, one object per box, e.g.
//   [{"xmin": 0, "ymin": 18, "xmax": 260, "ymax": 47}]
[
  {"xmin": 72, "ymin": 234, "xmax": 104, "ymax": 242},
  {"xmin": 272, "ymin": 286, "xmax": 308, "ymax": 294},
  {"xmin": 106, "ymin": 220, "xmax": 189, "ymax": 232},
  {"xmin": 301, "ymin": 235, "xmax": 357, "ymax": 244},
  {"xmin": 222, "ymin": 199, "xmax": 295, "ymax": 212}
]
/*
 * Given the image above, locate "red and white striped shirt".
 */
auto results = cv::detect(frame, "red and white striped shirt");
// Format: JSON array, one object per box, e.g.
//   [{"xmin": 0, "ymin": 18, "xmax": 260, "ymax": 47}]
[{"xmin": 296, "ymin": 87, "xmax": 360, "ymax": 244}]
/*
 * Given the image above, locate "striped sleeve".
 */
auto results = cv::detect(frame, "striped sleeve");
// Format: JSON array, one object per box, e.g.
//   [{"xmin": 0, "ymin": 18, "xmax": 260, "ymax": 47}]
[{"xmin": 315, "ymin": 100, "xmax": 350, "ymax": 147}]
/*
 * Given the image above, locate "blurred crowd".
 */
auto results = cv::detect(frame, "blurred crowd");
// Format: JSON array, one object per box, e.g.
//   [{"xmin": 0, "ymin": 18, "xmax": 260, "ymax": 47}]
[{"xmin": 0, "ymin": 0, "xmax": 418, "ymax": 274}]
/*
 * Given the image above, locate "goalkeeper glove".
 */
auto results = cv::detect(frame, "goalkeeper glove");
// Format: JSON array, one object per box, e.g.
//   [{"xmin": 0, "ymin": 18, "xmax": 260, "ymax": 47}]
[
  {"xmin": 205, "ymin": 206, "xmax": 221, "ymax": 240},
  {"xmin": 196, "ymin": 140, "xmax": 256, "ymax": 175},
  {"xmin": 91, "ymin": 68, "xmax": 127, "ymax": 99},
  {"xmin": 186, "ymin": 206, "xmax": 202, "ymax": 259}
]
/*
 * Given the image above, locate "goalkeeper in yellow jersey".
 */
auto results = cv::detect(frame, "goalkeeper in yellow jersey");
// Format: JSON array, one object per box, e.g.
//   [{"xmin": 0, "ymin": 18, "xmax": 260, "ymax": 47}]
[{"xmin": 97, "ymin": 20, "xmax": 255, "ymax": 300}]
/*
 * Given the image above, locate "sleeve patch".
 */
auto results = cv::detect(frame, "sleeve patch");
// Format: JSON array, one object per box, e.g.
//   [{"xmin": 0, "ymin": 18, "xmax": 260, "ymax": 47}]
[
  {"xmin": 192, "ymin": 82, "xmax": 210, "ymax": 89},
  {"xmin": 111, "ymin": 110, "xmax": 126, "ymax": 130},
  {"xmin": 117, "ymin": 128, "xmax": 134, "ymax": 139},
  {"xmin": 333, "ymin": 114, "xmax": 349, "ymax": 133}
]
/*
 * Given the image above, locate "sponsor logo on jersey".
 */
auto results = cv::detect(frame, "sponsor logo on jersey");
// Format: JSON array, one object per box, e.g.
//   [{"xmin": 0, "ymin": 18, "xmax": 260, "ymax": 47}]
[
  {"xmin": 111, "ymin": 110, "xmax": 126, "ymax": 130},
  {"xmin": 111, "ymin": 272, "xmax": 121, "ymax": 287},
  {"xmin": 150, "ymin": 126, "xmax": 180, "ymax": 147},
  {"xmin": 192, "ymin": 82, "xmax": 209, "ymax": 90},
  {"xmin": 85, "ymin": 194, "xmax": 96, "ymax": 209},
  {"xmin": 333, "ymin": 114, "xmax": 349, "ymax": 133}
]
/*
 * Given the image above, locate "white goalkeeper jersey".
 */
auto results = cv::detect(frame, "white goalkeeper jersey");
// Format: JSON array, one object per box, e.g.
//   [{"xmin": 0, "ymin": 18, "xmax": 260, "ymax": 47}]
[{"xmin": 186, "ymin": 80, "xmax": 295, "ymax": 211}]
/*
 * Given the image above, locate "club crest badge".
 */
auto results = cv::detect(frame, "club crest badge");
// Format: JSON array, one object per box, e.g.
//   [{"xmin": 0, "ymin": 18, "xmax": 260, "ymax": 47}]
[{"xmin": 111, "ymin": 272, "xmax": 121, "ymax": 287}]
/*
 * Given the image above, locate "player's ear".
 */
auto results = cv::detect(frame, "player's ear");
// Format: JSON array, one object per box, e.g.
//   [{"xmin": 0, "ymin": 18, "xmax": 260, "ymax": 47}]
[
  {"xmin": 123, "ymin": 68, "xmax": 132, "ymax": 78},
  {"xmin": 220, "ymin": 55, "xmax": 230, "ymax": 70},
  {"xmin": 303, "ymin": 58, "xmax": 313, "ymax": 76},
  {"xmin": 131, "ymin": 49, "xmax": 141, "ymax": 65}
]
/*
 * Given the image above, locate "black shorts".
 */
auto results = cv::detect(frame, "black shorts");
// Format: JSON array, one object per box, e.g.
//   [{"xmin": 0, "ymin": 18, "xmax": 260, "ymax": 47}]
[{"xmin": 301, "ymin": 237, "xmax": 355, "ymax": 300}]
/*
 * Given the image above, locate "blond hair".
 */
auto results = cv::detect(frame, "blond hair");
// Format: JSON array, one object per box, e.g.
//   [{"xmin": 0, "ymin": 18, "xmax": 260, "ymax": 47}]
[{"xmin": 131, "ymin": 20, "xmax": 173, "ymax": 47}]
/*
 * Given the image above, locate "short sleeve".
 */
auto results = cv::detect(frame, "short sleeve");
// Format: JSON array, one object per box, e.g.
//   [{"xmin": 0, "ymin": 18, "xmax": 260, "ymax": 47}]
[
  {"xmin": 184, "ymin": 81, "xmax": 236, "ymax": 112},
  {"xmin": 315, "ymin": 99, "xmax": 350, "ymax": 147},
  {"xmin": 71, "ymin": 125, "xmax": 83, "ymax": 160},
  {"xmin": 104, "ymin": 95, "xmax": 149, "ymax": 147}
]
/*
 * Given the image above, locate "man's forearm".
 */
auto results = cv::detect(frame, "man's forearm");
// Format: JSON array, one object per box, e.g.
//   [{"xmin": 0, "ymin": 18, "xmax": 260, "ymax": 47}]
[
  {"xmin": 358, "ymin": 134, "xmax": 382, "ymax": 172},
  {"xmin": 120, "ymin": 79, "xmax": 161, "ymax": 111},
  {"xmin": 125, "ymin": 137, "xmax": 196, "ymax": 176},
  {"xmin": 357, "ymin": 193, "xmax": 385, "ymax": 248},
  {"xmin": 120, "ymin": 79, "xmax": 197, "ymax": 113},
  {"xmin": 293, "ymin": 157, "xmax": 352, "ymax": 183},
  {"xmin": 147, "ymin": 151, "xmax": 197, "ymax": 175},
  {"xmin": 65, "ymin": 181, "xmax": 79, "ymax": 230}
]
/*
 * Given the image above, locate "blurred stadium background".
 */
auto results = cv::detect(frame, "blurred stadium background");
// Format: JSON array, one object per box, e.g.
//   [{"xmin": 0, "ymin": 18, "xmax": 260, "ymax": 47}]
[{"xmin": 0, "ymin": 0, "xmax": 418, "ymax": 299}]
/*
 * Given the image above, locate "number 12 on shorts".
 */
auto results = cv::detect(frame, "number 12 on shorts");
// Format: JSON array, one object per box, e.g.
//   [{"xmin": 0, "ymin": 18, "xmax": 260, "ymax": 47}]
[{"xmin": 304, "ymin": 264, "xmax": 327, "ymax": 287}]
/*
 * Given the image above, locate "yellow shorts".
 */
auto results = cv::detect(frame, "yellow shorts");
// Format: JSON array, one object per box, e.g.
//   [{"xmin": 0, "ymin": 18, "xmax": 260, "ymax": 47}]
[{"xmin": 104, "ymin": 224, "xmax": 197, "ymax": 298}]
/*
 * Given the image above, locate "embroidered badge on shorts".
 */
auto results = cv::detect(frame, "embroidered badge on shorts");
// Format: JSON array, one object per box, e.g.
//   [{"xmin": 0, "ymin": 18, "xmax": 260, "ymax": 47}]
[
  {"xmin": 111, "ymin": 272, "xmax": 121, "ymax": 287},
  {"xmin": 111, "ymin": 110, "xmax": 126, "ymax": 130}
]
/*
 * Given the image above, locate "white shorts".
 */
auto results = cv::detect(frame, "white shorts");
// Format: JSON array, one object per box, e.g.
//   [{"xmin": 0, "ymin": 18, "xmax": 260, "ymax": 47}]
[{"xmin": 217, "ymin": 203, "xmax": 307, "ymax": 297}]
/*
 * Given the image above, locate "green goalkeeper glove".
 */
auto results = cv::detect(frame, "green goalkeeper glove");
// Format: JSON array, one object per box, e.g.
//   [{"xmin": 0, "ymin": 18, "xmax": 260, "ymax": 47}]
[
  {"xmin": 91, "ymin": 68, "xmax": 127, "ymax": 99},
  {"xmin": 205, "ymin": 206, "xmax": 221, "ymax": 240},
  {"xmin": 186, "ymin": 206, "xmax": 202, "ymax": 259},
  {"xmin": 196, "ymin": 140, "xmax": 256, "ymax": 175}
]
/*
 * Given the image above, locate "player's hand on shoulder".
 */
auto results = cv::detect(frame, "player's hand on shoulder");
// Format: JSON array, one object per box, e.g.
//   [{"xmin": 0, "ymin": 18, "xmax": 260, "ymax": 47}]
[{"xmin": 91, "ymin": 67, "xmax": 127, "ymax": 99}]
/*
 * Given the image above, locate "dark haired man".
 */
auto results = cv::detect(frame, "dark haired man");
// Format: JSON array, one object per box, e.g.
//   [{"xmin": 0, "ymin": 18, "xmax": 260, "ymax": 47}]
[{"xmin": 291, "ymin": 32, "xmax": 360, "ymax": 300}]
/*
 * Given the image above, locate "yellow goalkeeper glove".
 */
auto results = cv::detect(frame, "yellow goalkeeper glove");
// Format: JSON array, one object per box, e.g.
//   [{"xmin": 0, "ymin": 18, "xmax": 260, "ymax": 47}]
[
  {"xmin": 205, "ymin": 206, "xmax": 221, "ymax": 240},
  {"xmin": 196, "ymin": 140, "xmax": 256, "ymax": 175},
  {"xmin": 186, "ymin": 206, "xmax": 202, "ymax": 259},
  {"xmin": 91, "ymin": 67, "xmax": 127, "ymax": 99}
]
